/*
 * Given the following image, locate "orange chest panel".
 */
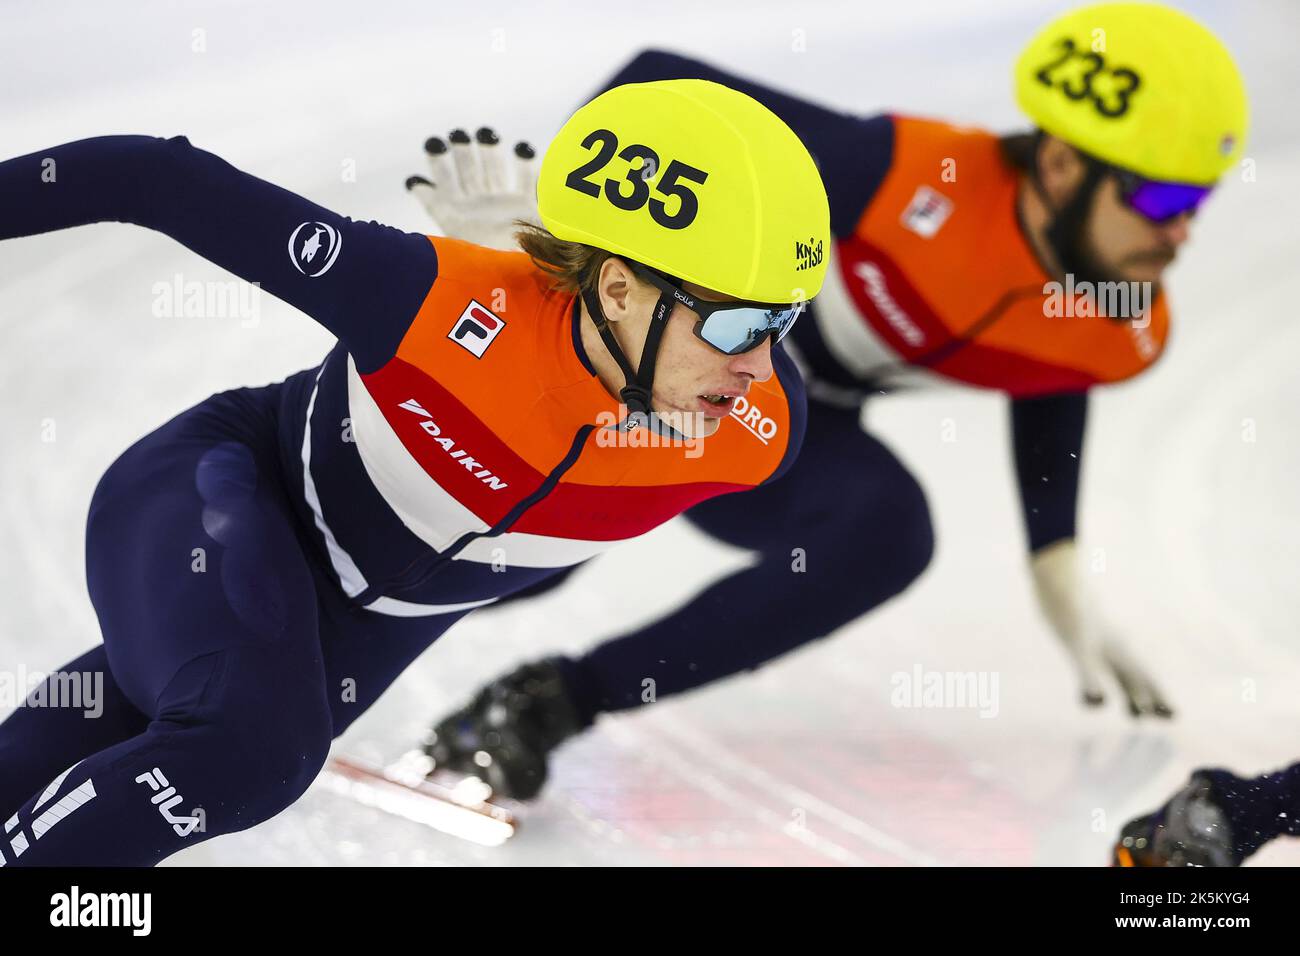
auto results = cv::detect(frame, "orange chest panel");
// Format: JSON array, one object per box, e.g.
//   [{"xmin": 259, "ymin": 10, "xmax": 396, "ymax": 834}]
[
  {"xmin": 833, "ymin": 116, "xmax": 1169, "ymax": 396},
  {"xmin": 356, "ymin": 236, "xmax": 794, "ymax": 542}
]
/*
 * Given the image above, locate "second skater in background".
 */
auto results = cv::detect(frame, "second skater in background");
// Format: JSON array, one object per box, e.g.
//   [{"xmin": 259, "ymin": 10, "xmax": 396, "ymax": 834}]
[{"xmin": 414, "ymin": 1, "xmax": 1249, "ymax": 802}]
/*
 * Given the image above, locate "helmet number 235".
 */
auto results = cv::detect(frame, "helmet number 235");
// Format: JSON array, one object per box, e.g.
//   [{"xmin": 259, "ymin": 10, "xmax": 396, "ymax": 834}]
[{"xmin": 564, "ymin": 129, "xmax": 709, "ymax": 230}]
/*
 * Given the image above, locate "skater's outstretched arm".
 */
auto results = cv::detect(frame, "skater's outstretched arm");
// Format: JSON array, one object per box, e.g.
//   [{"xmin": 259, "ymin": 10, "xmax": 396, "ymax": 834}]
[
  {"xmin": 0, "ymin": 135, "xmax": 436, "ymax": 373},
  {"xmin": 1011, "ymin": 391, "xmax": 1088, "ymax": 554},
  {"xmin": 1011, "ymin": 391, "xmax": 1172, "ymax": 717}
]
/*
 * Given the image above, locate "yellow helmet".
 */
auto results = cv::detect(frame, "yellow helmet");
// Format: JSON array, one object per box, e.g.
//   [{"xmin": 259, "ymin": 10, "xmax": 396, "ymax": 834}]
[
  {"xmin": 538, "ymin": 79, "xmax": 830, "ymax": 303},
  {"xmin": 1014, "ymin": 2, "xmax": 1248, "ymax": 185}
]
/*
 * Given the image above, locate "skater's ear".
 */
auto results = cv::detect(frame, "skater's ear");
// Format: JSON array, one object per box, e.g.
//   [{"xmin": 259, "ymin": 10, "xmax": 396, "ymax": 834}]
[
  {"xmin": 1035, "ymin": 135, "xmax": 1089, "ymax": 207},
  {"xmin": 595, "ymin": 256, "xmax": 653, "ymax": 326}
]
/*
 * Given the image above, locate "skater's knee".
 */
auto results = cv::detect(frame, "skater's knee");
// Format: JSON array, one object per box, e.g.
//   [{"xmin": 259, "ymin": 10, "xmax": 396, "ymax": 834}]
[
  {"xmin": 159, "ymin": 649, "xmax": 332, "ymax": 816},
  {"xmin": 218, "ymin": 679, "xmax": 329, "ymax": 803}
]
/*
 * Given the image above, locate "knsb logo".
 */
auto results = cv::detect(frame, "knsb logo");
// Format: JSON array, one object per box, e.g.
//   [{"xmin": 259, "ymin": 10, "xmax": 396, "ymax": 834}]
[
  {"xmin": 449, "ymin": 300, "xmax": 506, "ymax": 358},
  {"xmin": 288, "ymin": 221, "xmax": 343, "ymax": 277},
  {"xmin": 729, "ymin": 395, "xmax": 779, "ymax": 445},
  {"xmin": 794, "ymin": 237, "xmax": 824, "ymax": 272}
]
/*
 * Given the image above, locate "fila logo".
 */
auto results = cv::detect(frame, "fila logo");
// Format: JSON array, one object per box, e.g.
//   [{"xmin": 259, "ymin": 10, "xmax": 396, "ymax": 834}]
[
  {"xmin": 900, "ymin": 185, "xmax": 953, "ymax": 238},
  {"xmin": 449, "ymin": 300, "xmax": 505, "ymax": 357},
  {"xmin": 397, "ymin": 398, "xmax": 509, "ymax": 490},
  {"xmin": 288, "ymin": 221, "xmax": 343, "ymax": 277},
  {"xmin": 135, "ymin": 768, "xmax": 203, "ymax": 837},
  {"xmin": 729, "ymin": 395, "xmax": 779, "ymax": 445}
]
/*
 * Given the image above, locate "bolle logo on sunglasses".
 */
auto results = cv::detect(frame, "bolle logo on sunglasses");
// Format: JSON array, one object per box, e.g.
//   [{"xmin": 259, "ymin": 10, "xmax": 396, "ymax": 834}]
[{"xmin": 794, "ymin": 238, "xmax": 824, "ymax": 272}]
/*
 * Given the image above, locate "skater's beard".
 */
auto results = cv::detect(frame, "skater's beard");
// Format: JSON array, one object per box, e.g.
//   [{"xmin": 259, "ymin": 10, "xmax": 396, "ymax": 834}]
[
  {"xmin": 1045, "ymin": 163, "xmax": 1130, "ymax": 291},
  {"xmin": 1045, "ymin": 164, "xmax": 1173, "ymax": 303}
]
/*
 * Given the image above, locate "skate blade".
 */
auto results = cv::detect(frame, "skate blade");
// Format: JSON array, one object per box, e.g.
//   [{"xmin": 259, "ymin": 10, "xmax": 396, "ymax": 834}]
[{"xmin": 321, "ymin": 752, "xmax": 517, "ymax": 847}]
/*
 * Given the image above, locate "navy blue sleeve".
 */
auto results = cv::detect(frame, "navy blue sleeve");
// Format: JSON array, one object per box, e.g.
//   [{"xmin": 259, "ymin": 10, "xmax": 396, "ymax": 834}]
[
  {"xmin": 0, "ymin": 135, "xmax": 436, "ymax": 373},
  {"xmin": 1011, "ymin": 391, "xmax": 1088, "ymax": 552},
  {"xmin": 763, "ymin": 344, "xmax": 807, "ymax": 485},
  {"xmin": 602, "ymin": 50, "xmax": 895, "ymax": 238}
]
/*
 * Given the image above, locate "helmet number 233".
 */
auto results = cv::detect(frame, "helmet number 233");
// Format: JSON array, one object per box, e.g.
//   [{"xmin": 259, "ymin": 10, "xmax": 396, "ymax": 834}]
[
  {"xmin": 1034, "ymin": 38, "xmax": 1141, "ymax": 119},
  {"xmin": 564, "ymin": 129, "xmax": 709, "ymax": 231}
]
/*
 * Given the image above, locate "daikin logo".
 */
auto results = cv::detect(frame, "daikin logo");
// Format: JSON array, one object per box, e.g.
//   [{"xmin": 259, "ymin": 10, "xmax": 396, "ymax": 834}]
[
  {"xmin": 397, "ymin": 399, "xmax": 509, "ymax": 490},
  {"xmin": 853, "ymin": 262, "xmax": 926, "ymax": 347}
]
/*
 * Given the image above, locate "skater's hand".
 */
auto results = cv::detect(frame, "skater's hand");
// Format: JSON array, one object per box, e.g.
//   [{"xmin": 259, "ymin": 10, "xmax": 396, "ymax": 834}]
[
  {"xmin": 405, "ymin": 127, "xmax": 539, "ymax": 251},
  {"xmin": 1029, "ymin": 539, "xmax": 1174, "ymax": 718}
]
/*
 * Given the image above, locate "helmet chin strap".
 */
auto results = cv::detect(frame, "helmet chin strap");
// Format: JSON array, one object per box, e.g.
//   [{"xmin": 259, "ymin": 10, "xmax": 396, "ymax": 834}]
[
  {"xmin": 581, "ymin": 285, "xmax": 682, "ymax": 434},
  {"xmin": 1043, "ymin": 162, "xmax": 1114, "ymax": 289}
]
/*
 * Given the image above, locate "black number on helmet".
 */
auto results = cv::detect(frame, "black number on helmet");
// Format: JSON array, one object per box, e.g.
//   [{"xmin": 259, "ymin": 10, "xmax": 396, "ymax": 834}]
[
  {"xmin": 605, "ymin": 144, "xmax": 660, "ymax": 210},
  {"xmin": 1062, "ymin": 52, "xmax": 1104, "ymax": 101},
  {"xmin": 1033, "ymin": 38, "xmax": 1077, "ymax": 87},
  {"xmin": 1094, "ymin": 68, "xmax": 1141, "ymax": 118},
  {"xmin": 565, "ymin": 131, "xmax": 708, "ymax": 229},
  {"xmin": 565, "ymin": 129, "xmax": 618, "ymax": 197},
  {"xmin": 649, "ymin": 160, "xmax": 708, "ymax": 230},
  {"xmin": 1035, "ymin": 37, "xmax": 1142, "ymax": 119}
]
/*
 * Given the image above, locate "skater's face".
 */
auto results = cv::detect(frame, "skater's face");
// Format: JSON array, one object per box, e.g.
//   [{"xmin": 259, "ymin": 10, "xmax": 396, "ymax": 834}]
[
  {"xmin": 1037, "ymin": 136, "xmax": 1196, "ymax": 286},
  {"xmin": 588, "ymin": 257, "xmax": 775, "ymax": 439},
  {"xmin": 1084, "ymin": 175, "xmax": 1193, "ymax": 285}
]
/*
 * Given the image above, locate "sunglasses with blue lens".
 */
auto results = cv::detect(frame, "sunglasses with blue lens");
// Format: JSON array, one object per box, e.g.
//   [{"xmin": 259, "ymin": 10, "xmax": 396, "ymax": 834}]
[
  {"xmin": 628, "ymin": 261, "xmax": 806, "ymax": 356},
  {"xmin": 1107, "ymin": 165, "xmax": 1215, "ymax": 224}
]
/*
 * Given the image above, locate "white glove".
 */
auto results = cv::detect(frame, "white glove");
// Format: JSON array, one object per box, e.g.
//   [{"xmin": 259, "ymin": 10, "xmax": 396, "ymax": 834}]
[
  {"xmin": 1029, "ymin": 538, "xmax": 1174, "ymax": 718},
  {"xmin": 405, "ymin": 127, "xmax": 540, "ymax": 252}
]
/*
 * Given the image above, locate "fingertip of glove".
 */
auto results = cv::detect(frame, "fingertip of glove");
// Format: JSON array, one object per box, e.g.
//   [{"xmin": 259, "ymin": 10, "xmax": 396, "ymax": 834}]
[
  {"xmin": 449, "ymin": 128, "xmax": 471, "ymax": 145},
  {"xmin": 405, "ymin": 175, "xmax": 431, "ymax": 191},
  {"xmin": 424, "ymin": 136, "xmax": 447, "ymax": 155},
  {"xmin": 476, "ymin": 127, "xmax": 499, "ymax": 146},
  {"xmin": 514, "ymin": 141, "xmax": 536, "ymax": 160}
]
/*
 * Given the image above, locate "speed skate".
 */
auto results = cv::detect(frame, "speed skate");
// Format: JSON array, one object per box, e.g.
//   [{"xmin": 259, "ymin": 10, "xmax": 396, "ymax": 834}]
[{"xmin": 321, "ymin": 751, "xmax": 519, "ymax": 848}]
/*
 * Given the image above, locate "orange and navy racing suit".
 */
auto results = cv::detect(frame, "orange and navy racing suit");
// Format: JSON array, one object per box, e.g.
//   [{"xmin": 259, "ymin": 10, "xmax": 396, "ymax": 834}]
[{"xmin": 0, "ymin": 132, "xmax": 803, "ymax": 864}]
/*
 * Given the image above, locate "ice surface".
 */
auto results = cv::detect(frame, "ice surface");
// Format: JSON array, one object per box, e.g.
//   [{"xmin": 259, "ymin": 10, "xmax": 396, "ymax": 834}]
[{"xmin": 2, "ymin": 0, "xmax": 1298, "ymax": 866}]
